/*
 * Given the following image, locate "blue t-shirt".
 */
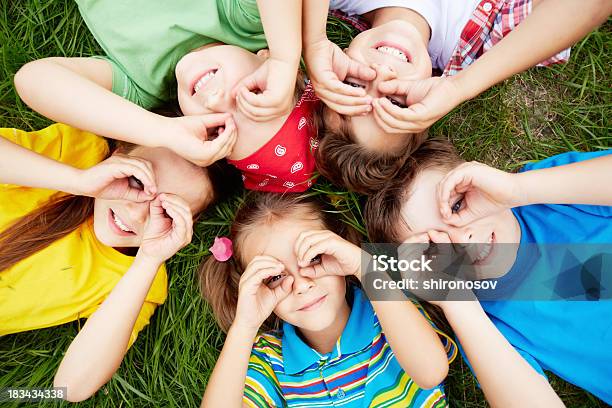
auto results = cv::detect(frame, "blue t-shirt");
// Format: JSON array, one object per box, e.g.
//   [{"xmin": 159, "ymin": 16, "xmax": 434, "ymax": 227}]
[{"xmin": 474, "ymin": 150, "xmax": 612, "ymax": 404}]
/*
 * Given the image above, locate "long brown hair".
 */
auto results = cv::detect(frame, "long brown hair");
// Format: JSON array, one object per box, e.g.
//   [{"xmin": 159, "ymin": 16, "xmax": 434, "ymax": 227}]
[
  {"xmin": 198, "ymin": 192, "xmax": 361, "ymax": 333},
  {"xmin": 0, "ymin": 195, "xmax": 95, "ymax": 271}
]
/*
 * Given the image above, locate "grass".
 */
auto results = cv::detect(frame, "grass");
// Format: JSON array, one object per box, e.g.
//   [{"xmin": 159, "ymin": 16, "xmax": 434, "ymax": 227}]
[{"xmin": 0, "ymin": 1, "xmax": 610, "ymax": 407}]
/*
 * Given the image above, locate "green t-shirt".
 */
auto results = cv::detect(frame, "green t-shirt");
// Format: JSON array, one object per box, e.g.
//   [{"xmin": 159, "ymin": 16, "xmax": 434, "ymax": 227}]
[{"xmin": 76, "ymin": 0, "xmax": 268, "ymax": 109}]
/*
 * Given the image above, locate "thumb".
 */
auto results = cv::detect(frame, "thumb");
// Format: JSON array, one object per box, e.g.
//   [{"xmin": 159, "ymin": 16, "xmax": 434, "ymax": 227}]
[
  {"xmin": 443, "ymin": 208, "xmax": 478, "ymax": 227},
  {"xmin": 121, "ymin": 184, "xmax": 154, "ymax": 203},
  {"xmin": 199, "ymin": 112, "xmax": 232, "ymax": 129},
  {"xmin": 273, "ymin": 276, "xmax": 294, "ymax": 302},
  {"xmin": 347, "ymin": 57, "xmax": 376, "ymax": 81},
  {"xmin": 378, "ymin": 79, "xmax": 415, "ymax": 96},
  {"xmin": 231, "ymin": 71, "xmax": 262, "ymax": 98}
]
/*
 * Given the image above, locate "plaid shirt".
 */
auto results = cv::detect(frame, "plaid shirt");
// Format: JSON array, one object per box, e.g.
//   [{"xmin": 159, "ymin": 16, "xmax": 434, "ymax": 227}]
[
  {"xmin": 329, "ymin": 1, "xmax": 570, "ymax": 78},
  {"xmin": 443, "ymin": 0, "xmax": 570, "ymax": 76}
]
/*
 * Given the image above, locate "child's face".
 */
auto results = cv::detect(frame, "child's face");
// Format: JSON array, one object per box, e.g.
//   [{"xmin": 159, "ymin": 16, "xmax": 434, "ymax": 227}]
[
  {"xmin": 342, "ymin": 20, "xmax": 432, "ymax": 152},
  {"xmin": 398, "ymin": 168, "xmax": 521, "ymax": 278},
  {"xmin": 176, "ymin": 44, "xmax": 265, "ymax": 116},
  {"xmin": 240, "ymin": 210, "xmax": 348, "ymax": 332},
  {"xmin": 93, "ymin": 146, "xmax": 211, "ymax": 248}
]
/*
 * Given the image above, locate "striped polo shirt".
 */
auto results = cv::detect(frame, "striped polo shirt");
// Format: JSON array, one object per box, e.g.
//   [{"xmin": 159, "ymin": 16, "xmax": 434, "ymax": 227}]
[{"xmin": 243, "ymin": 286, "xmax": 457, "ymax": 407}]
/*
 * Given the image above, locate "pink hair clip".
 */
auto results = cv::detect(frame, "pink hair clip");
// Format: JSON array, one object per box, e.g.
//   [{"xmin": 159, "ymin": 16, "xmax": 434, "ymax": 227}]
[{"xmin": 209, "ymin": 236, "xmax": 233, "ymax": 262}]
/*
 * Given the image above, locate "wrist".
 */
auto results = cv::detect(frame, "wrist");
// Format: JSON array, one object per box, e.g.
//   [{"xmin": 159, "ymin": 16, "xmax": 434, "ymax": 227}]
[
  {"xmin": 449, "ymin": 71, "xmax": 480, "ymax": 103},
  {"xmin": 134, "ymin": 250, "xmax": 165, "ymax": 270},
  {"xmin": 513, "ymin": 172, "xmax": 535, "ymax": 207},
  {"xmin": 63, "ymin": 167, "xmax": 88, "ymax": 196},
  {"xmin": 229, "ymin": 320, "xmax": 260, "ymax": 339},
  {"xmin": 304, "ymin": 33, "xmax": 329, "ymax": 51},
  {"xmin": 146, "ymin": 114, "xmax": 173, "ymax": 149}
]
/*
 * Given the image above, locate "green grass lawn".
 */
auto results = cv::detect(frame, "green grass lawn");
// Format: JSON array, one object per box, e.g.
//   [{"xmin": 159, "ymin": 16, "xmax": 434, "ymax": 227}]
[{"xmin": 1, "ymin": 2, "xmax": 610, "ymax": 407}]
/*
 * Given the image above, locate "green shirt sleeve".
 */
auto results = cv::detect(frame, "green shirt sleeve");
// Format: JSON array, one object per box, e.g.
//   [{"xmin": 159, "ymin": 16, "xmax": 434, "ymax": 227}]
[{"xmin": 90, "ymin": 55, "xmax": 165, "ymax": 110}]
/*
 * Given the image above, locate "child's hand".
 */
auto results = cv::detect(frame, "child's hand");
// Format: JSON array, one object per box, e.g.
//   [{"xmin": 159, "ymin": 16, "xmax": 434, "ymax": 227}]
[
  {"xmin": 138, "ymin": 193, "xmax": 194, "ymax": 263},
  {"xmin": 166, "ymin": 113, "xmax": 237, "ymax": 167},
  {"xmin": 373, "ymin": 76, "xmax": 465, "ymax": 133},
  {"xmin": 233, "ymin": 256, "xmax": 294, "ymax": 332},
  {"xmin": 437, "ymin": 162, "xmax": 523, "ymax": 226},
  {"xmin": 399, "ymin": 230, "xmax": 477, "ymax": 304},
  {"xmin": 305, "ymin": 39, "xmax": 375, "ymax": 115},
  {"xmin": 294, "ymin": 230, "xmax": 363, "ymax": 280},
  {"xmin": 232, "ymin": 58, "xmax": 297, "ymax": 122},
  {"xmin": 76, "ymin": 154, "xmax": 157, "ymax": 201}
]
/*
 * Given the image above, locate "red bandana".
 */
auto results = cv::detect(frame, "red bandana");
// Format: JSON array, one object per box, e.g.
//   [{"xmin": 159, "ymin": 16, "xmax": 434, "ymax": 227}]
[{"xmin": 228, "ymin": 84, "xmax": 320, "ymax": 193}]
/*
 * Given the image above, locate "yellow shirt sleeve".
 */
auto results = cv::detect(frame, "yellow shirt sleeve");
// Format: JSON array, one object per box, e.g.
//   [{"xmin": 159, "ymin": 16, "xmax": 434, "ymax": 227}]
[
  {"xmin": 0, "ymin": 123, "xmax": 109, "ymax": 168},
  {"xmin": 127, "ymin": 301, "xmax": 158, "ymax": 349}
]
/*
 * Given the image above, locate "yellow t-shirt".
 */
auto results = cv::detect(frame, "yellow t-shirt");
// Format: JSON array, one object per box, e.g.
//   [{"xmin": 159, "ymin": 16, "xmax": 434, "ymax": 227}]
[{"xmin": 0, "ymin": 124, "xmax": 168, "ymax": 347}]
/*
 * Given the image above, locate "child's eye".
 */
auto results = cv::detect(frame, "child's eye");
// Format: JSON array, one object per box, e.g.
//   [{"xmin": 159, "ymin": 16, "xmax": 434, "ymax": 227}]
[
  {"xmin": 128, "ymin": 176, "xmax": 144, "ymax": 190},
  {"xmin": 343, "ymin": 80, "xmax": 365, "ymax": 89},
  {"xmin": 385, "ymin": 96, "xmax": 407, "ymax": 109},
  {"xmin": 310, "ymin": 254, "xmax": 322, "ymax": 265},
  {"xmin": 451, "ymin": 197, "xmax": 464, "ymax": 214},
  {"xmin": 265, "ymin": 273, "xmax": 285, "ymax": 289}
]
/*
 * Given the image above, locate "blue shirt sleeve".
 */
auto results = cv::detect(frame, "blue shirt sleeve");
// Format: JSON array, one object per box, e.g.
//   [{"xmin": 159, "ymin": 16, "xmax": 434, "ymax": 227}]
[
  {"xmin": 520, "ymin": 150, "xmax": 612, "ymax": 218},
  {"xmin": 243, "ymin": 347, "xmax": 286, "ymax": 407}
]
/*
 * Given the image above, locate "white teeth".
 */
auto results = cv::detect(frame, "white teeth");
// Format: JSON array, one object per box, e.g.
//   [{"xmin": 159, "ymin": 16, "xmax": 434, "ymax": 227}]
[
  {"xmin": 474, "ymin": 235, "xmax": 494, "ymax": 263},
  {"xmin": 193, "ymin": 70, "xmax": 217, "ymax": 94},
  {"xmin": 376, "ymin": 46, "xmax": 408, "ymax": 62},
  {"xmin": 112, "ymin": 212, "xmax": 132, "ymax": 233}
]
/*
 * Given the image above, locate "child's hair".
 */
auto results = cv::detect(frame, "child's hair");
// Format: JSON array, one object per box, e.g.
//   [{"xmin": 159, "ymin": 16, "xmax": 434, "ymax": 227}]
[
  {"xmin": 364, "ymin": 139, "xmax": 463, "ymax": 244},
  {"xmin": 198, "ymin": 192, "xmax": 361, "ymax": 333},
  {"xmin": 0, "ymin": 140, "xmax": 241, "ymax": 272},
  {"xmin": 315, "ymin": 106, "xmax": 428, "ymax": 195}
]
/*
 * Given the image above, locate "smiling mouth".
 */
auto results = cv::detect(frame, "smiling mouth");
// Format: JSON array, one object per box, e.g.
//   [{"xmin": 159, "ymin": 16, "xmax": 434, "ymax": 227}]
[
  {"xmin": 192, "ymin": 69, "xmax": 218, "ymax": 95},
  {"xmin": 470, "ymin": 233, "xmax": 495, "ymax": 265},
  {"xmin": 373, "ymin": 42, "xmax": 410, "ymax": 62},
  {"xmin": 298, "ymin": 295, "xmax": 327, "ymax": 312},
  {"xmin": 109, "ymin": 209, "xmax": 135, "ymax": 236}
]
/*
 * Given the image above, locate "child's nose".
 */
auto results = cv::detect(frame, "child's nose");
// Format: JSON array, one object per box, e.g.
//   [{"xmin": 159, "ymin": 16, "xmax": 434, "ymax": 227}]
[
  {"xmin": 122, "ymin": 201, "xmax": 149, "ymax": 230},
  {"xmin": 204, "ymin": 89, "xmax": 232, "ymax": 113},
  {"xmin": 373, "ymin": 64, "xmax": 397, "ymax": 82},
  {"xmin": 448, "ymin": 226, "xmax": 474, "ymax": 245},
  {"xmin": 292, "ymin": 273, "xmax": 315, "ymax": 295}
]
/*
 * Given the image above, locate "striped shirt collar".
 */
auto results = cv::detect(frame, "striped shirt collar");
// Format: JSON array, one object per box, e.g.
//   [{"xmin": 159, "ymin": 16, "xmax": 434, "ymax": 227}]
[{"xmin": 281, "ymin": 286, "xmax": 376, "ymax": 375}]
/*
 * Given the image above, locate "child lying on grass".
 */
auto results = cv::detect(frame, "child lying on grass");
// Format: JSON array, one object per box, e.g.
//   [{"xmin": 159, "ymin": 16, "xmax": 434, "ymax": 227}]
[
  {"xmin": 14, "ymin": 0, "xmax": 320, "ymax": 193},
  {"xmin": 304, "ymin": 0, "xmax": 611, "ymax": 194},
  {"xmin": 365, "ymin": 139, "xmax": 612, "ymax": 404}
]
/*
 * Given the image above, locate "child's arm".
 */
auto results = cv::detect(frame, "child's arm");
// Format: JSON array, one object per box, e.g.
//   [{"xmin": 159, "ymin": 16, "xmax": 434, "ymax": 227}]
[
  {"xmin": 295, "ymin": 230, "xmax": 449, "ymax": 389},
  {"xmin": 0, "ymin": 136, "xmax": 156, "ymax": 201},
  {"xmin": 232, "ymin": 0, "xmax": 302, "ymax": 122},
  {"xmin": 201, "ymin": 256, "xmax": 293, "ymax": 407},
  {"xmin": 436, "ymin": 155, "xmax": 612, "ymax": 226},
  {"xmin": 374, "ymin": 0, "xmax": 612, "ymax": 133},
  {"xmin": 439, "ymin": 301, "xmax": 563, "ymax": 407},
  {"xmin": 302, "ymin": 0, "xmax": 375, "ymax": 115},
  {"xmin": 14, "ymin": 58, "xmax": 237, "ymax": 166},
  {"xmin": 54, "ymin": 194, "xmax": 193, "ymax": 402}
]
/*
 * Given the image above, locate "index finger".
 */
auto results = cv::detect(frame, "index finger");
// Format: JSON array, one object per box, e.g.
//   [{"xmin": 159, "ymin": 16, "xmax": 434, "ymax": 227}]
[
  {"xmin": 200, "ymin": 113, "xmax": 232, "ymax": 128},
  {"xmin": 319, "ymin": 71, "xmax": 368, "ymax": 97}
]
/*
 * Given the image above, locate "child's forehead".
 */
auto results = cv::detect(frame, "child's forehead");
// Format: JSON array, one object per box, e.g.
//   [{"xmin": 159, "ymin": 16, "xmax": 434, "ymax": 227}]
[
  {"xmin": 400, "ymin": 169, "xmax": 447, "ymax": 231},
  {"xmin": 241, "ymin": 215, "xmax": 325, "ymax": 264}
]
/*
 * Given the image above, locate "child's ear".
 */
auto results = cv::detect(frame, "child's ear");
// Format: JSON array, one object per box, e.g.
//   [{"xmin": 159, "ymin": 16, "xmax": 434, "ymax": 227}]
[{"xmin": 256, "ymin": 48, "xmax": 270, "ymax": 59}]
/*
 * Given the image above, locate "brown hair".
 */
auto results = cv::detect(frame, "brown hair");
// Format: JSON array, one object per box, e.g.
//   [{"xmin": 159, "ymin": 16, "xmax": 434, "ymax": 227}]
[
  {"xmin": 198, "ymin": 192, "xmax": 361, "ymax": 333},
  {"xmin": 364, "ymin": 138, "xmax": 463, "ymax": 244},
  {"xmin": 0, "ymin": 140, "xmax": 240, "ymax": 272},
  {"xmin": 315, "ymin": 107, "xmax": 428, "ymax": 195}
]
